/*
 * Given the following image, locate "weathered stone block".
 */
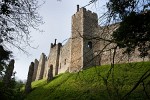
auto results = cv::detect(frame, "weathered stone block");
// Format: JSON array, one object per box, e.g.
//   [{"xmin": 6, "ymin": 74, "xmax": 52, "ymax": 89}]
[
  {"xmin": 47, "ymin": 65, "xmax": 53, "ymax": 82},
  {"xmin": 25, "ymin": 62, "xmax": 34, "ymax": 94}
]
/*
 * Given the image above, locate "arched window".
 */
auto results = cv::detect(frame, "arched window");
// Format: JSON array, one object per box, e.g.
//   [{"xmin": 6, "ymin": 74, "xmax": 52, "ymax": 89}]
[
  {"xmin": 64, "ymin": 59, "xmax": 66, "ymax": 65},
  {"xmin": 50, "ymin": 65, "xmax": 53, "ymax": 70},
  {"xmin": 88, "ymin": 41, "xmax": 92, "ymax": 49}
]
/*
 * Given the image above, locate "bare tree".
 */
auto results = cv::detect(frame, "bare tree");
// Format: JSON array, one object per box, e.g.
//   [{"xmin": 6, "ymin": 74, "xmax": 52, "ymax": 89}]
[{"xmin": 0, "ymin": 0, "xmax": 43, "ymax": 53}]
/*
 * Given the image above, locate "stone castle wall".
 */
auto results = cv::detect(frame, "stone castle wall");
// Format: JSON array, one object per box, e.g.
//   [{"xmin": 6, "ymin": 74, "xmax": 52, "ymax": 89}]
[
  {"xmin": 58, "ymin": 39, "xmax": 71, "ymax": 74},
  {"xmin": 43, "ymin": 60, "xmax": 48, "ymax": 79},
  {"xmin": 82, "ymin": 8, "xmax": 98, "ymax": 68},
  {"xmin": 47, "ymin": 43, "xmax": 61, "ymax": 76},
  {"xmin": 70, "ymin": 8, "xmax": 99, "ymax": 72},
  {"xmin": 93, "ymin": 24, "xmax": 150, "ymax": 65},
  {"xmin": 32, "ymin": 59, "xmax": 39, "ymax": 81},
  {"xmin": 35, "ymin": 53, "xmax": 46, "ymax": 80},
  {"xmin": 30, "ymin": 6, "xmax": 149, "ymax": 81},
  {"xmin": 70, "ymin": 8, "xmax": 84, "ymax": 72}
]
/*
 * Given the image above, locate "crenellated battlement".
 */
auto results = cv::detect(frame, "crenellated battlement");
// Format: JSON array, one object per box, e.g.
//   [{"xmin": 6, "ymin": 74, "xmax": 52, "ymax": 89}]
[{"xmin": 72, "ymin": 6, "xmax": 97, "ymax": 20}]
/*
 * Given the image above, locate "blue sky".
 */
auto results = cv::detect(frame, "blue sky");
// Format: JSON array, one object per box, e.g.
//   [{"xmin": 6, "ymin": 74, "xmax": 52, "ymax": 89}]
[{"xmin": 13, "ymin": 0, "xmax": 107, "ymax": 80}]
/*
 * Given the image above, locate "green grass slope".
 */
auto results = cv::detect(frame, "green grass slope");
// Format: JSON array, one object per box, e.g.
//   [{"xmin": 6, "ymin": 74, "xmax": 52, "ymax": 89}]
[{"xmin": 25, "ymin": 62, "xmax": 150, "ymax": 100}]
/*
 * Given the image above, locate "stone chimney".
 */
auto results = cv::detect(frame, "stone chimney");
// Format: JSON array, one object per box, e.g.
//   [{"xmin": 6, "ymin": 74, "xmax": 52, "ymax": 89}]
[
  {"xmin": 54, "ymin": 39, "xmax": 57, "ymax": 45},
  {"xmin": 77, "ymin": 5, "xmax": 79, "ymax": 12}
]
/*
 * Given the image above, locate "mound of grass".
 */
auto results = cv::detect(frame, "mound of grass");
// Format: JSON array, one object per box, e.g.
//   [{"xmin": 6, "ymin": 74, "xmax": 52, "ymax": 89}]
[{"xmin": 25, "ymin": 62, "xmax": 150, "ymax": 100}]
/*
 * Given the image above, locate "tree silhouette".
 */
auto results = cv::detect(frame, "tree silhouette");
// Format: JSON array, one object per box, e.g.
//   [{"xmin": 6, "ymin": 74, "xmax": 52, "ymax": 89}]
[
  {"xmin": 0, "ymin": 0, "xmax": 43, "ymax": 53},
  {"xmin": 106, "ymin": 0, "xmax": 150, "ymax": 57}
]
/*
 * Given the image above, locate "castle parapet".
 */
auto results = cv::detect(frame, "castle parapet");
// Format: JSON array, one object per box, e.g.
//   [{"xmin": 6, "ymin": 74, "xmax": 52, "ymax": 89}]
[{"xmin": 73, "ymin": 5, "xmax": 97, "ymax": 20}]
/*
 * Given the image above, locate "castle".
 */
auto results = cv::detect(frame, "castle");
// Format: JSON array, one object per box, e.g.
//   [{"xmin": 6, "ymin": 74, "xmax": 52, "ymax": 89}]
[{"xmin": 31, "ymin": 6, "xmax": 149, "ymax": 81}]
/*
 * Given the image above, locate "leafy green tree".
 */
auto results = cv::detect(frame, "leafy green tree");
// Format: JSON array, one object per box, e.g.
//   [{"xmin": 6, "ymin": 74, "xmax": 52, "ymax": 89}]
[
  {"xmin": 0, "ymin": 72, "xmax": 25, "ymax": 100},
  {"xmin": 0, "ymin": 45, "xmax": 11, "ymax": 77},
  {"xmin": 106, "ymin": 0, "xmax": 150, "ymax": 57}
]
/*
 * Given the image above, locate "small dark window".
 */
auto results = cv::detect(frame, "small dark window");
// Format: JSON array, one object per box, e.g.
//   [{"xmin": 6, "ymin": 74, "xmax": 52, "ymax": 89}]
[
  {"xmin": 88, "ymin": 41, "xmax": 92, "ymax": 49},
  {"xmin": 64, "ymin": 59, "xmax": 66, "ymax": 65}
]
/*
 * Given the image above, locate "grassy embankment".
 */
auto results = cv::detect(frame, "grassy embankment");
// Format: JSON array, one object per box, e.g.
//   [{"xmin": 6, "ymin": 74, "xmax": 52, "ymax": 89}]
[{"xmin": 25, "ymin": 62, "xmax": 150, "ymax": 100}]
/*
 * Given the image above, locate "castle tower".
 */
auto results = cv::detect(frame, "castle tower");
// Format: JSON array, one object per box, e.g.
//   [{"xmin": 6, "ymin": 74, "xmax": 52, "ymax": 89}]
[
  {"xmin": 35, "ymin": 53, "xmax": 46, "ymax": 80},
  {"xmin": 70, "ymin": 6, "xmax": 98, "ymax": 72}
]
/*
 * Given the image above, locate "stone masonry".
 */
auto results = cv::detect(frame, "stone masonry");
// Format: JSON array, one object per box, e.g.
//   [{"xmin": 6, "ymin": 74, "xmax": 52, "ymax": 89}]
[
  {"xmin": 25, "ymin": 62, "xmax": 34, "ymax": 94},
  {"xmin": 30, "ymin": 6, "xmax": 149, "ymax": 81},
  {"xmin": 32, "ymin": 59, "xmax": 39, "ymax": 81},
  {"xmin": 35, "ymin": 53, "xmax": 47, "ymax": 80}
]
